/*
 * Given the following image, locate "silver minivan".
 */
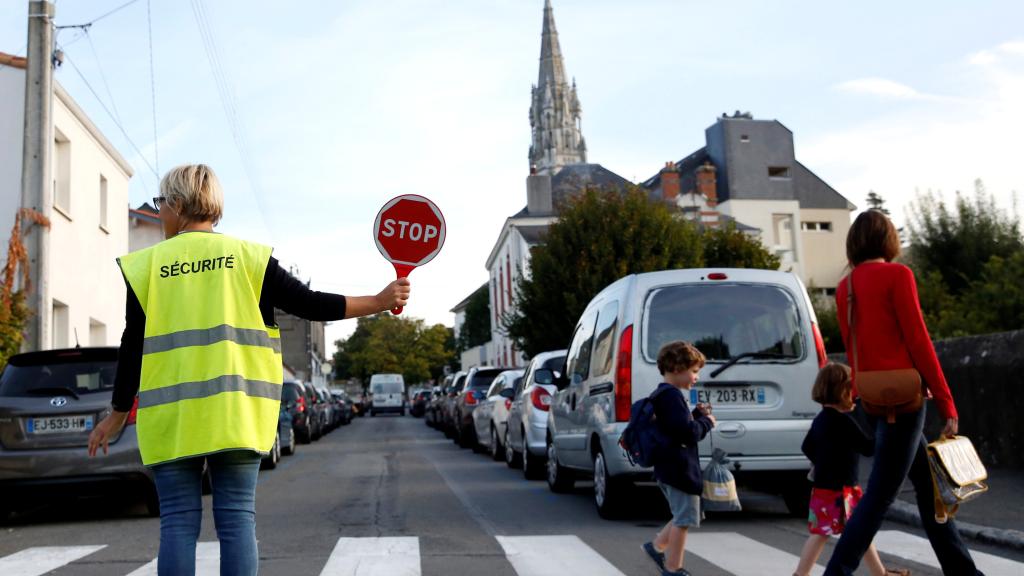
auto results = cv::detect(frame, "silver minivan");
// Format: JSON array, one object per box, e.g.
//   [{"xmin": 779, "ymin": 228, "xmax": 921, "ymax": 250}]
[{"xmin": 546, "ymin": 268, "xmax": 826, "ymax": 518}]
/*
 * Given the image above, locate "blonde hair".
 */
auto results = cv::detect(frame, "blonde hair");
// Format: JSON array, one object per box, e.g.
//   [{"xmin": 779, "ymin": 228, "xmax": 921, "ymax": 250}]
[{"xmin": 159, "ymin": 164, "xmax": 224, "ymax": 225}]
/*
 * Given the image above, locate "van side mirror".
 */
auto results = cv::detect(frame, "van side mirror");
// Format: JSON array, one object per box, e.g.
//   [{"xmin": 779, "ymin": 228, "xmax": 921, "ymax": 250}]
[{"xmin": 553, "ymin": 372, "xmax": 570, "ymax": 391}]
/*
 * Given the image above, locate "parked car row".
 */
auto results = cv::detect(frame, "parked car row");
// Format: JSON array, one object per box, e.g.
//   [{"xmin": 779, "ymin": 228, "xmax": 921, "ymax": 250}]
[
  {"xmin": 427, "ymin": 268, "xmax": 827, "ymax": 519},
  {"xmin": 0, "ymin": 347, "xmax": 356, "ymax": 521}
]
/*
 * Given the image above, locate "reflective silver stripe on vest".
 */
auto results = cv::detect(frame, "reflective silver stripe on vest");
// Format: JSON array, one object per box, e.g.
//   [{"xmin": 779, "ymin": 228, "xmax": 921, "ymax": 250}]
[
  {"xmin": 138, "ymin": 375, "xmax": 282, "ymax": 409},
  {"xmin": 143, "ymin": 324, "xmax": 281, "ymax": 355}
]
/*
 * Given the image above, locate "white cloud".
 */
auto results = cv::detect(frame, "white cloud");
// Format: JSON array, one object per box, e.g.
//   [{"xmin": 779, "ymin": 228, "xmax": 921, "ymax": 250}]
[
  {"xmin": 803, "ymin": 42, "xmax": 1024, "ymax": 228},
  {"xmin": 834, "ymin": 77, "xmax": 935, "ymax": 100},
  {"xmin": 969, "ymin": 40, "xmax": 1024, "ymax": 66}
]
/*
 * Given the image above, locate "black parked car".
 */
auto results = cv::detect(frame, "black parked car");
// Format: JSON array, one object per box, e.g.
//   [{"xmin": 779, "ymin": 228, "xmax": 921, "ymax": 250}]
[
  {"xmin": 453, "ymin": 367, "xmax": 509, "ymax": 448},
  {"xmin": 282, "ymin": 379, "xmax": 313, "ymax": 440},
  {"xmin": 410, "ymin": 389, "xmax": 431, "ymax": 417},
  {"xmin": 330, "ymin": 390, "xmax": 353, "ymax": 425}
]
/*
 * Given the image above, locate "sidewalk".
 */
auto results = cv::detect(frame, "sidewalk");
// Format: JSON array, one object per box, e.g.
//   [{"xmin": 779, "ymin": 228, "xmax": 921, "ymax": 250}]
[{"xmin": 862, "ymin": 458, "xmax": 1024, "ymax": 550}]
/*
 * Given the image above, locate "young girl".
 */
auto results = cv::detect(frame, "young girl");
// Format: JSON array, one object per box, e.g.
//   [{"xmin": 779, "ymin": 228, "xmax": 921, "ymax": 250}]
[{"xmin": 794, "ymin": 363, "xmax": 908, "ymax": 576}]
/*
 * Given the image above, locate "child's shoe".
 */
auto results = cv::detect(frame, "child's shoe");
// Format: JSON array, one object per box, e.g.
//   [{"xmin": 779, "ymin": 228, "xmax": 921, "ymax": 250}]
[
  {"xmin": 642, "ymin": 542, "xmax": 665, "ymax": 570},
  {"xmin": 661, "ymin": 568, "xmax": 692, "ymax": 576}
]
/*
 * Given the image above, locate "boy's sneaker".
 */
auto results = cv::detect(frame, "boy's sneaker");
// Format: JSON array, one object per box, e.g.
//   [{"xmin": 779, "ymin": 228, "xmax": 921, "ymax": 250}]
[
  {"xmin": 642, "ymin": 542, "xmax": 665, "ymax": 570},
  {"xmin": 661, "ymin": 568, "xmax": 692, "ymax": 576}
]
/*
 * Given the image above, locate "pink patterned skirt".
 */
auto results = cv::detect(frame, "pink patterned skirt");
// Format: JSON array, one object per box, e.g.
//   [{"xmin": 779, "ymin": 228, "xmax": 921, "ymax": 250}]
[{"xmin": 808, "ymin": 485, "xmax": 863, "ymax": 536}]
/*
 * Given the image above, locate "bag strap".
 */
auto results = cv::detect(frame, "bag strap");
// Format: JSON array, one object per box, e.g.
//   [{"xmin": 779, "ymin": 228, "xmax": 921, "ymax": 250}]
[{"xmin": 846, "ymin": 270, "xmax": 858, "ymax": 375}]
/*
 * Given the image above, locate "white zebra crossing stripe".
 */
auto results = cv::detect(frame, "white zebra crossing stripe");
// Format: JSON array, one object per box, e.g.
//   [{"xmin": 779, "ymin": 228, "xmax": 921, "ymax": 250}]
[
  {"xmin": 496, "ymin": 535, "xmax": 627, "ymax": 576},
  {"xmin": 875, "ymin": 530, "xmax": 1023, "ymax": 576},
  {"xmin": 319, "ymin": 537, "xmax": 420, "ymax": 576},
  {"xmin": 688, "ymin": 532, "xmax": 824, "ymax": 576},
  {"xmin": 0, "ymin": 545, "xmax": 106, "ymax": 576},
  {"xmin": 124, "ymin": 541, "xmax": 221, "ymax": 576}
]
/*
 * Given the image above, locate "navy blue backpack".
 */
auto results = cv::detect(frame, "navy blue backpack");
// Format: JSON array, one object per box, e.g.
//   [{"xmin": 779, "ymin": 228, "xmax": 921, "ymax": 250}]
[{"xmin": 619, "ymin": 386, "xmax": 672, "ymax": 468}]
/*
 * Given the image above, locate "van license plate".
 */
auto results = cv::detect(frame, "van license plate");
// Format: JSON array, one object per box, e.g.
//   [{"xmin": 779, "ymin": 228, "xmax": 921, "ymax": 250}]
[
  {"xmin": 691, "ymin": 387, "xmax": 765, "ymax": 405},
  {"xmin": 27, "ymin": 415, "xmax": 94, "ymax": 434}
]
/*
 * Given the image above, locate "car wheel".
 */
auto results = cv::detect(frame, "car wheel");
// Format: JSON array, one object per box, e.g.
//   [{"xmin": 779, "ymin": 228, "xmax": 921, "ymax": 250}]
[
  {"xmin": 593, "ymin": 449, "xmax": 625, "ymax": 519},
  {"xmin": 523, "ymin": 434, "xmax": 544, "ymax": 480},
  {"xmin": 546, "ymin": 440, "xmax": 575, "ymax": 493},
  {"xmin": 490, "ymin": 426, "xmax": 504, "ymax": 461},
  {"xmin": 262, "ymin": 434, "xmax": 280, "ymax": 470},
  {"xmin": 505, "ymin": 427, "xmax": 522, "ymax": 469},
  {"xmin": 283, "ymin": 428, "xmax": 295, "ymax": 455}
]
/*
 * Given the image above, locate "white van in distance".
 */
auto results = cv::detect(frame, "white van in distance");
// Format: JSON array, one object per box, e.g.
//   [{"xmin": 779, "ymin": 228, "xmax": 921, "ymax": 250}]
[{"xmin": 370, "ymin": 374, "xmax": 406, "ymax": 417}]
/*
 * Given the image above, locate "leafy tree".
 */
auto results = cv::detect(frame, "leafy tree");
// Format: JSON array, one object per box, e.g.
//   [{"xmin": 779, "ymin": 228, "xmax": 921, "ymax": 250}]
[
  {"xmin": 808, "ymin": 289, "xmax": 844, "ymax": 354},
  {"xmin": 1, "ymin": 209, "xmax": 48, "ymax": 369},
  {"xmin": 906, "ymin": 181, "xmax": 1022, "ymax": 297},
  {"xmin": 955, "ymin": 251, "xmax": 1024, "ymax": 336},
  {"xmin": 332, "ymin": 314, "xmax": 456, "ymax": 387},
  {"xmin": 865, "ymin": 191, "xmax": 890, "ymax": 215},
  {"xmin": 702, "ymin": 222, "xmax": 781, "ymax": 269},
  {"xmin": 456, "ymin": 283, "xmax": 491, "ymax": 352},
  {"xmin": 505, "ymin": 186, "xmax": 780, "ymax": 357}
]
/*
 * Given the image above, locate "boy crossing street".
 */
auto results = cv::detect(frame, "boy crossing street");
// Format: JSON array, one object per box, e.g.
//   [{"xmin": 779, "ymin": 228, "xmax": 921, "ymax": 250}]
[{"xmin": 643, "ymin": 341, "xmax": 716, "ymax": 576}]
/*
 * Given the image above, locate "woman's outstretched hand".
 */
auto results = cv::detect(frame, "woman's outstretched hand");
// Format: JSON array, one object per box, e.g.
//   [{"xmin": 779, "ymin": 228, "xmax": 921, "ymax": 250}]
[{"xmin": 376, "ymin": 277, "xmax": 411, "ymax": 312}]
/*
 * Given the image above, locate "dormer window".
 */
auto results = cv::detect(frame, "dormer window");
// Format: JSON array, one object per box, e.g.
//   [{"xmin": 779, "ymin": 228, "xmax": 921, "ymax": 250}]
[
  {"xmin": 768, "ymin": 166, "xmax": 791, "ymax": 179},
  {"xmin": 740, "ymin": 134, "xmax": 750, "ymax": 143}
]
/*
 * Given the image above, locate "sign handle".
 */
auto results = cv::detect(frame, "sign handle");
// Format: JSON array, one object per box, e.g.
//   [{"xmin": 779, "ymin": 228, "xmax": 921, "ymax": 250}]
[{"xmin": 391, "ymin": 263, "xmax": 415, "ymax": 315}]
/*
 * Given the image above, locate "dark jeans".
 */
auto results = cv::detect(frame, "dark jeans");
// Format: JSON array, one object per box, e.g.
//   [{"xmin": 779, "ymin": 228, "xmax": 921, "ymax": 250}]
[
  {"xmin": 824, "ymin": 407, "xmax": 982, "ymax": 575},
  {"xmin": 152, "ymin": 450, "xmax": 262, "ymax": 576}
]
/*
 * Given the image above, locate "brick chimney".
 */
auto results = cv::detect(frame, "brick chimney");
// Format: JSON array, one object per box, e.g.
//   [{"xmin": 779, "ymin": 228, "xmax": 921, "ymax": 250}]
[
  {"xmin": 661, "ymin": 161, "xmax": 680, "ymax": 201},
  {"xmin": 696, "ymin": 161, "xmax": 717, "ymax": 207}
]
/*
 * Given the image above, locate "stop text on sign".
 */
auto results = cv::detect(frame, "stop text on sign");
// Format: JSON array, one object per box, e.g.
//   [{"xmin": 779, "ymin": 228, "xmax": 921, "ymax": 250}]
[{"xmin": 380, "ymin": 219, "xmax": 439, "ymax": 243}]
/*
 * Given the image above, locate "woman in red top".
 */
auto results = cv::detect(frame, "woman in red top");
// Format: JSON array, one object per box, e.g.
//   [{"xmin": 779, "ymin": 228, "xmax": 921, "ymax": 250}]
[{"xmin": 824, "ymin": 210, "xmax": 981, "ymax": 575}]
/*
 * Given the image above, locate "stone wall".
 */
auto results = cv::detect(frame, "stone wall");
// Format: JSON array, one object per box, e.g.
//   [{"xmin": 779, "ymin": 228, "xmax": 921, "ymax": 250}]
[{"xmin": 829, "ymin": 330, "xmax": 1024, "ymax": 468}]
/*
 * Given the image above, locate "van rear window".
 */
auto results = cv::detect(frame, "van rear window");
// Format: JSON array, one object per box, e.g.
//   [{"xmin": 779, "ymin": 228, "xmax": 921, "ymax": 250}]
[
  {"xmin": 644, "ymin": 284, "xmax": 804, "ymax": 362},
  {"xmin": 372, "ymin": 382, "xmax": 404, "ymax": 395}
]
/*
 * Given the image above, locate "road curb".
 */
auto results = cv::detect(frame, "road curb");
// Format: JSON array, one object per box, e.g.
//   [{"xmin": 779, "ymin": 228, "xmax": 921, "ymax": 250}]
[{"xmin": 887, "ymin": 500, "xmax": 1024, "ymax": 551}]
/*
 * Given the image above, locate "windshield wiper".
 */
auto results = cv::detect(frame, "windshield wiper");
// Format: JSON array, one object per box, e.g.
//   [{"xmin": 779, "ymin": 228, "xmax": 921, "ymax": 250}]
[
  {"xmin": 25, "ymin": 386, "xmax": 81, "ymax": 400},
  {"xmin": 709, "ymin": 352, "xmax": 798, "ymax": 379}
]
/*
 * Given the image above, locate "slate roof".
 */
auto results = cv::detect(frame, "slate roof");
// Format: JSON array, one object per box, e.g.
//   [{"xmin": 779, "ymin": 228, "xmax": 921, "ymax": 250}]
[
  {"xmin": 793, "ymin": 161, "xmax": 856, "ymax": 210},
  {"xmin": 512, "ymin": 162, "xmax": 633, "ymax": 217}
]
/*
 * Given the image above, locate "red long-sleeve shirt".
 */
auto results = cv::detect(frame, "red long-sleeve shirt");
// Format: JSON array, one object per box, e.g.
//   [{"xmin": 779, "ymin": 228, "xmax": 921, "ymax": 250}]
[{"xmin": 836, "ymin": 261, "xmax": 958, "ymax": 420}]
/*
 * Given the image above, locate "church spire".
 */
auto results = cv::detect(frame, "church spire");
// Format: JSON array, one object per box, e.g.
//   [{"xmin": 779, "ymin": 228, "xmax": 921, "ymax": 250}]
[{"xmin": 529, "ymin": 0, "xmax": 586, "ymax": 175}]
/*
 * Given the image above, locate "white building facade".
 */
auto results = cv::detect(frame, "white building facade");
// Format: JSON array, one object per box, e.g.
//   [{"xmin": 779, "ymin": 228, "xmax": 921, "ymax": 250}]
[{"xmin": 1, "ymin": 52, "xmax": 133, "ymax": 349}]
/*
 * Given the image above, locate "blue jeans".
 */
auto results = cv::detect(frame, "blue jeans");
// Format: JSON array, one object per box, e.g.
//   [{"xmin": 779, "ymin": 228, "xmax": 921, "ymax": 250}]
[
  {"xmin": 152, "ymin": 450, "xmax": 262, "ymax": 576},
  {"xmin": 824, "ymin": 407, "xmax": 982, "ymax": 575}
]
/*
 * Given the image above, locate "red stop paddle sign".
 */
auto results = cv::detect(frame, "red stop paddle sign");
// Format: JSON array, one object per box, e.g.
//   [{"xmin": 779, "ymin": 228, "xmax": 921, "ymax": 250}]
[{"xmin": 373, "ymin": 194, "xmax": 446, "ymax": 315}]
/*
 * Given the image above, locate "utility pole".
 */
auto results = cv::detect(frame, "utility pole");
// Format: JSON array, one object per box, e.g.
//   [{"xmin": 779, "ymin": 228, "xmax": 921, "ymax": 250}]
[{"xmin": 20, "ymin": 0, "xmax": 54, "ymax": 352}]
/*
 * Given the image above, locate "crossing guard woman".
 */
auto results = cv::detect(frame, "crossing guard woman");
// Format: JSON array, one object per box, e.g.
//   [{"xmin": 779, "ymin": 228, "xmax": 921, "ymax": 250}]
[{"xmin": 88, "ymin": 164, "xmax": 410, "ymax": 575}]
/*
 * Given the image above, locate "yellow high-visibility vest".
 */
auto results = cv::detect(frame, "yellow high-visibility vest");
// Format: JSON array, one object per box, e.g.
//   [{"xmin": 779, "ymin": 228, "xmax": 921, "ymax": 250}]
[{"xmin": 118, "ymin": 232, "xmax": 282, "ymax": 466}]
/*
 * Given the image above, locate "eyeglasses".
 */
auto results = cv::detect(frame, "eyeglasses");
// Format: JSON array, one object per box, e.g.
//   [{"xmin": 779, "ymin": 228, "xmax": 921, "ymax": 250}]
[{"xmin": 152, "ymin": 197, "xmax": 166, "ymax": 212}]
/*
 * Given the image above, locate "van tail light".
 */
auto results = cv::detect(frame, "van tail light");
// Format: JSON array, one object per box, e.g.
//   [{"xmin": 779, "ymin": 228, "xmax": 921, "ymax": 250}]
[
  {"xmin": 812, "ymin": 322, "xmax": 828, "ymax": 368},
  {"xmin": 614, "ymin": 325, "xmax": 634, "ymax": 422},
  {"xmin": 296, "ymin": 396, "xmax": 306, "ymax": 413},
  {"xmin": 530, "ymin": 387, "xmax": 552, "ymax": 411},
  {"xmin": 126, "ymin": 397, "xmax": 139, "ymax": 425},
  {"xmin": 465, "ymin": 391, "xmax": 478, "ymax": 406}
]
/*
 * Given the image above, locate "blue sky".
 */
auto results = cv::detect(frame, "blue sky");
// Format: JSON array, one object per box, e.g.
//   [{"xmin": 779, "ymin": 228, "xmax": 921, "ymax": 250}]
[{"xmin": 3, "ymin": 0, "xmax": 1022, "ymax": 346}]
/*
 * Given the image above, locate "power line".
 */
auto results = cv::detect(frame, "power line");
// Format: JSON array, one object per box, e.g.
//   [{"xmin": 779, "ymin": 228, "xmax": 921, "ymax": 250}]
[
  {"xmin": 60, "ymin": 46, "xmax": 160, "ymax": 183},
  {"xmin": 88, "ymin": 0, "xmax": 144, "ymax": 27},
  {"xmin": 146, "ymin": 0, "xmax": 159, "ymax": 174},
  {"xmin": 84, "ymin": 31, "xmax": 122, "ymax": 125},
  {"xmin": 189, "ymin": 0, "xmax": 275, "ymax": 240}
]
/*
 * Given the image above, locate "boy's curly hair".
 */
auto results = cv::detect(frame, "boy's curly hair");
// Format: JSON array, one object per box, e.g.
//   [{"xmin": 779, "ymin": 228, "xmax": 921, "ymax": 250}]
[
  {"xmin": 812, "ymin": 362, "xmax": 853, "ymax": 406},
  {"xmin": 657, "ymin": 341, "xmax": 706, "ymax": 375}
]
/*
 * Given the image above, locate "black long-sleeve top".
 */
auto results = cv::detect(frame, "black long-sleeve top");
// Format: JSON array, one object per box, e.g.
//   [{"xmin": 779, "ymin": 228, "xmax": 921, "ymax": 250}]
[
  {"xmin": 651, "ymin": 382, "xmax": 715, "ymax": 494},
  {"xmin": 112, "ymin": 256, "xmax": 346, "ymax": 411},
  {"xmin": 801, "ymin": 406, "xmax": 875, "ymax": 490}
]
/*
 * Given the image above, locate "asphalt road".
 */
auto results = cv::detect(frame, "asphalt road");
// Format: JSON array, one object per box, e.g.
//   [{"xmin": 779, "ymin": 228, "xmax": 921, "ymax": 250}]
[{"xmin": 1, "ymin": 414, "xmax": 1022, "ymax": 575}]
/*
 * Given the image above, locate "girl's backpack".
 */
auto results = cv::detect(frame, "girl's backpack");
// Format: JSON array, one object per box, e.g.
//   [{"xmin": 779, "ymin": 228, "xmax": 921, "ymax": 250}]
[{"xmin": 619, "ymin": 386, "xmax": 672, "ymax": 467}]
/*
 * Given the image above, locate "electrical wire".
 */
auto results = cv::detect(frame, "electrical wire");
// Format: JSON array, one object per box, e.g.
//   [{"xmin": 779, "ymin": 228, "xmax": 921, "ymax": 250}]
[
  {"xmin": 88, "ymin": 0, "xmax": 144, "ymax": 26},
  {"xmin": 60, "ymin": 46, "xmax": 159, "ymax": 183},
  {"xmin": 189, "ymin": 0, "xmax": 274, "ymax": 240},
  {"xmin": 84, "ymin": 31, "xmax": 122, "ymax": 125},
  {"xmin": 146, "ymin": 0, "xmax": 159, "ymax": 174}
]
